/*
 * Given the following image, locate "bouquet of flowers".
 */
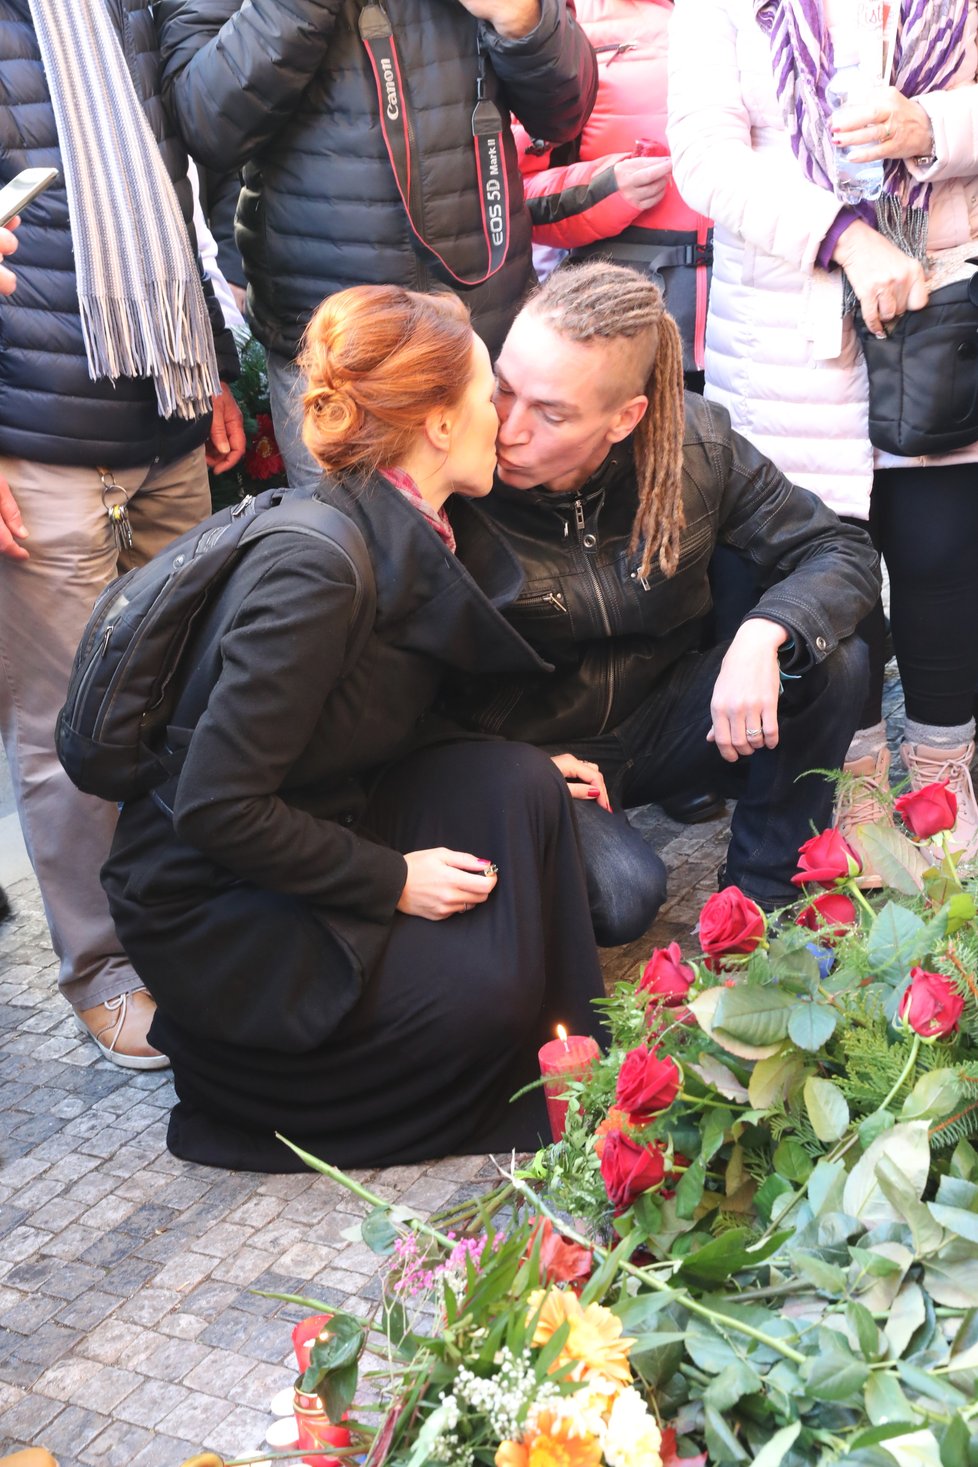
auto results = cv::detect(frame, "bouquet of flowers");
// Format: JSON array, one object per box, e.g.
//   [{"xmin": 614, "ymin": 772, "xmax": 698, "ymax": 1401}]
[{"xmin": 191, "ymin": 780, "xmax": 978, "ymax": 1467}]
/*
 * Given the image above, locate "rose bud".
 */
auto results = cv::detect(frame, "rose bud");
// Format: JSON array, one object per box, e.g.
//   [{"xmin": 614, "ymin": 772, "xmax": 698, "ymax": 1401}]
[
  {"xmin": 639, "ymin": 943, "xmax": 694, "ymax": 1006},
  {"xmin": 615, "ymin": 1045, "xmax": 682, "ymax": 1123},
  {"xmin": 795, "ymin": 891, "xmax": 857, "ymax": 943},
  {"xmin": 895, "ymin": 781, "xmax": 958, "ymax": 841},
  {"xmin": 599, "ymin": 1130, "xmax": 666, "ymax": 1213},
  {"xmin": 900, "ymin": 967, "xmax": 965, "ymax": 1038},
  {"xmin": 699, "ymin": 887, "xmax": 767, "ymax": 958},
  {"xmin": 791, "ymin": 828, "xmax": 861, "ymax": 888}
]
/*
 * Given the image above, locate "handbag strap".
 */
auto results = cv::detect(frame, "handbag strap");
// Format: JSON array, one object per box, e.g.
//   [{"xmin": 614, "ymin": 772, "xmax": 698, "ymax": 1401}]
[{"xmin": 359, "ymin": 1, "xmax": 511, "ymax": 285}]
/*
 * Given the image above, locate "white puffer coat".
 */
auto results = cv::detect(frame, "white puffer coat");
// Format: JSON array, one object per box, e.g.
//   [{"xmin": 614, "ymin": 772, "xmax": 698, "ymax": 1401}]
[{"xmin": 667, "ymin": 0, "xmax": 978, "ymax": 519}]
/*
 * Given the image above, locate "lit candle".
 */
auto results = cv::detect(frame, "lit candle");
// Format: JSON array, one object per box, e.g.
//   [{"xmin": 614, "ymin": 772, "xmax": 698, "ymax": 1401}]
[
  {"xmin": 290, "ymin": 1314, "xmax": 352, "ymax": 1467},
  {"xmin": 538, "ymin": 1024, "xmax": 601, "ymax": 1142}
]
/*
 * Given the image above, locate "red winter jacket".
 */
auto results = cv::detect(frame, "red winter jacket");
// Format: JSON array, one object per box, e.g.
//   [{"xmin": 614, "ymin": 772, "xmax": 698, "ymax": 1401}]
[{"xmin": 515, "ymin": 0, "xmax": 711, "ymax": 371}]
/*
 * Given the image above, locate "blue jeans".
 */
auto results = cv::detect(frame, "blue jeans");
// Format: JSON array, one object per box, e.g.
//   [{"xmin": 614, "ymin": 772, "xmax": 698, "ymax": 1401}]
[
  {"xmin": 558, "ymin": 635, "xmax": 867, "ymax": 913},
  {"xmin": 266, "ymin": 350, "xmax": 328, "ymax": 493}
]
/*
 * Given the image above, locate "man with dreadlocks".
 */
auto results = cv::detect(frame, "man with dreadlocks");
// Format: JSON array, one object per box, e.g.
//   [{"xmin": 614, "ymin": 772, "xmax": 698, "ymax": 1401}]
[{"xmin": 447, "ymin": 260, "xmax": 881, "ymax": 936}]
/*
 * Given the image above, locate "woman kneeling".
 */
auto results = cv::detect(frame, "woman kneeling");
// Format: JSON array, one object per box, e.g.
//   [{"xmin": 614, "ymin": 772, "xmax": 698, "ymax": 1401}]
[{"xmin": 103, "ymin": 285, "xmax": 606, "ymax": 1172}]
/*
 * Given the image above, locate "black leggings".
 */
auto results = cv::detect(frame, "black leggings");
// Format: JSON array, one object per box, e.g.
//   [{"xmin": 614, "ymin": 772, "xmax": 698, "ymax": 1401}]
[{"xmin": 853, "ymin": 463, "xmax": 978, "ymax": 729}]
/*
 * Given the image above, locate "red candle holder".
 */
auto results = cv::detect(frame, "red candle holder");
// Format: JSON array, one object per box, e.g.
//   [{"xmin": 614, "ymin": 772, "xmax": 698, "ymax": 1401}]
[
  {"xmin": 291, "ymin": 1314, "xmax": 352, "ymax": 1466},
  {"xmin": 538, "ymin": 1031, "xmax": 601, "ymax": 1141}
]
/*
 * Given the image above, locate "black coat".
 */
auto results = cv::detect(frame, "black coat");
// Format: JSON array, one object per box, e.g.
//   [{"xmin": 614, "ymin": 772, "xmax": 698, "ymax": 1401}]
[
  {"xmin": 0, "ymin": 0, "xmax": 236, "ymax": 468},
  {"xmin": 104, "ymin": 474, "xmax": 546, "ymax": 1053},
  {"xmin": 155, "ymin": 0, "xmax": 598, "ymax": 358},
  {"xmin": 448, "ymin": 394, "xmax": 882, "ymax": 743}
]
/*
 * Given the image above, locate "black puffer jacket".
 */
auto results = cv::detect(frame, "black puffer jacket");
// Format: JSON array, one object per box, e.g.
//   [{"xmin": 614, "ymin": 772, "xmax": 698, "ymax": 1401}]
[
  {"xmin": 156, "ymin": 0, "xmax": 597, "ymax": 359},
  {"xmin": 0, "ymin": 0, "xmax": 235, "ymax": 468},
  {"xmin": 448, "ymin": 394, "xmax": 882, "ymax": 743}
]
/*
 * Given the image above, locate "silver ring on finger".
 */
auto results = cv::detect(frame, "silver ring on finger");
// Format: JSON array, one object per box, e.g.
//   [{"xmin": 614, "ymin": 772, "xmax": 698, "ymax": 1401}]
[
  {"xmin": 746, "ymin": 726, "xmax": 762, "ymax": 738},
  {"xmin": 461, "ymin": 902, "xmax": 470, "ymax": 914}
]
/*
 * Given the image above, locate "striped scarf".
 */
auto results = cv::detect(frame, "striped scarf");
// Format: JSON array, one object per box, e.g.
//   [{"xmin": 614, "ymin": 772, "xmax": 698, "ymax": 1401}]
[
  {"xmin": 754, "ymin": 0, "xmax": 968, "ymax": 254},
  {"xmin": 28, "ymin": 0, "xmax": 220, "ymax": 420}
]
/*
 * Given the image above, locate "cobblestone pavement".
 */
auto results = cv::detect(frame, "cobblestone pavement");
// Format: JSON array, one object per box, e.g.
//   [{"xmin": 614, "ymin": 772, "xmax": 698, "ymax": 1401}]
[{"xmin": 0, "ymin": 666, "xmax": 903, "ymax": 1465}]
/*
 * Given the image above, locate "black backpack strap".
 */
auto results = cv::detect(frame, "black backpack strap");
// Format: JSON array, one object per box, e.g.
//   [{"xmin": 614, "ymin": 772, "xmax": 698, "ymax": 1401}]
[{"xmin": 240, "ymin": 499, "xmax": 377, "ymax": 676}]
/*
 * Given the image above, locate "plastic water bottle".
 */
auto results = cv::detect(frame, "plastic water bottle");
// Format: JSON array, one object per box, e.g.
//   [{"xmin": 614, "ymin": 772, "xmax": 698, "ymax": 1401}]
[{"xmin": 826, "ymin": 43, "xmax": 884, "ymax": 204}]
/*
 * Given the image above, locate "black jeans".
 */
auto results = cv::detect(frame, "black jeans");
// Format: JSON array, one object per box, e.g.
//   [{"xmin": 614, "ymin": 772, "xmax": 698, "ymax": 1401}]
[{"xmin": 559, "ymin": 635, "xmax": 867, "ymax": 911}]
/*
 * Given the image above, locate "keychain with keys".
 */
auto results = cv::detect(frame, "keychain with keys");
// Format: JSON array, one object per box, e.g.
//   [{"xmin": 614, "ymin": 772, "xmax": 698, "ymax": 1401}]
[{"xmin": 98, "ymin": 468, "xmax": 133, "ymax": 555}]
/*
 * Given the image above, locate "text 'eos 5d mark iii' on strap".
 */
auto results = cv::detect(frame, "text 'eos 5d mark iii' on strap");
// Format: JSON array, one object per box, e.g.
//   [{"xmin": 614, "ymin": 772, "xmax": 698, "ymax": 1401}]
[{"xmin": 359, "ymin": 1, "xmax": 510, "ymax": 284}]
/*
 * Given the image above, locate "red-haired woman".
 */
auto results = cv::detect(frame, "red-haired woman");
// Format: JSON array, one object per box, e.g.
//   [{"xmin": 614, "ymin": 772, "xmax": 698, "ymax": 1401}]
[{"xmin": 102, "ymin": 285, "xmax": 605, "ymax": 1172}]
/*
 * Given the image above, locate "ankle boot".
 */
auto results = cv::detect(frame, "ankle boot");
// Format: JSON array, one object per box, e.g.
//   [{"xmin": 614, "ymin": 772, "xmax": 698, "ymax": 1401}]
[
  {"xmin": 833, "ymin": 746, "xmax": 891, "ymax": 888},
  {"xmin": 900, "ymin": 739, "xmax": 978, "ymax": 867}
]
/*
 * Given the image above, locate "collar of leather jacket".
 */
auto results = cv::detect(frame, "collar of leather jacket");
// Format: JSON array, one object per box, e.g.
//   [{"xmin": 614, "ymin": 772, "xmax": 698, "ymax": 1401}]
[
  {"xmin": 477, "ymin": 440, "xmax": 640, "ymax": 542},
  {"xmin": 324, "ymin": 473, "xmax": 553, "ymax": 676}
]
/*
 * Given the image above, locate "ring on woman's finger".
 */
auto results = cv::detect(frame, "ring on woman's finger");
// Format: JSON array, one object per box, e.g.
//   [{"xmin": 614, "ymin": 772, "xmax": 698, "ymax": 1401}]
[
  {"xmin": 461, "ymin": 902, "xmax": 470, "ymax": 914},
  {"xmin": 746, "ymin": 726, "xmax": 762, "ymax": 738},
  {"xmin": 879, "ymin": 124, "xmax": 892, "ymax": 142}
]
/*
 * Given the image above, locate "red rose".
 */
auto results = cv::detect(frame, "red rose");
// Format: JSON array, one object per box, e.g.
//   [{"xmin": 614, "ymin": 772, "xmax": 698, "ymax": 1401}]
[
  {"xmin": 639, "ymin": 943, "xmax": 694, "ymax": 1006},
  {"xmin": 699, "ymin": 887, "xmax": 767, "ymax": 957},
  {"xmin": 599, "ymin": 1130, "xmax": 666, "ymax": 1213},
  {"xmin": 900, "ymin": 967, "xmax": 965, "ymax": 1038},
  {"xmin": 244, "ymin": 414, "xmax": 286, "ymax": 481},
  {"xmin": 791, "ymin": 828, "xmax": 861, "ymax": 888},
  {"xmin": 615, "ymin": 1046, "xmax": 682, "ymax": 1122},
  {"xmin": 527, "ymin": 1218, "xmax": 593, "ymax": 1289},
  {"xmin": 661, "ymin": 1428, "xmax": 708, "ymax": 1467},
  {"xmin": 895, "ymin": 781, "xmax": 958, "ymax": 841},
  {"xmin": 795, "ymin": 891, "xmax": 857, "ymax": 942}
]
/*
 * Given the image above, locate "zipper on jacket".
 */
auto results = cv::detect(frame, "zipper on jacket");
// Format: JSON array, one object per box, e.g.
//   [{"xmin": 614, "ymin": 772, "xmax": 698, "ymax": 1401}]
[
  {"xmin": 517, "ymin": 590, "xmax": 568, "ymax": 614},
  {"xmin": 571, "ymin": 494, "xmax": 617, "ymax": 729}
]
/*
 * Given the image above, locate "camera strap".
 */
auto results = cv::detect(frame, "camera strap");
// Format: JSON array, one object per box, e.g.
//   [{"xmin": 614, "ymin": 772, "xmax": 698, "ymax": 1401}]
[{"xmin": 359, "ymin": 1, "xmax": 510, "ymax": 284}]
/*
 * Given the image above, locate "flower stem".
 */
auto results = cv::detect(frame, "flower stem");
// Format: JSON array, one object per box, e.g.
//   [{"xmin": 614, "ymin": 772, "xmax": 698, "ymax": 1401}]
[
  {"xmin": 874, "ymin": 1033, "xmax": 921, "ymax": 1115},
  {"xmin": 275, "ymin": 1134, "xmax": 456, "ymax": 1248},
  {"xmin": 844, "ymin": 881, "xmax": 877, "ymax": 922}
]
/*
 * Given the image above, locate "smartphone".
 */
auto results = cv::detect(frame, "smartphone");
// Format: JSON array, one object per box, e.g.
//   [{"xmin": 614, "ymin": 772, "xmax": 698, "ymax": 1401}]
[{"xmin": 0, "ymin": 167, "xmax": 59, "ymax": 228}]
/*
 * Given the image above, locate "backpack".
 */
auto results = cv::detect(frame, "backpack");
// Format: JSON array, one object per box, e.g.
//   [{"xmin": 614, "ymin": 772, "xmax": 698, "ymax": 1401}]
[{"xmin": 56, "ymin": 487, "xmax": 376, "ymax": 803}]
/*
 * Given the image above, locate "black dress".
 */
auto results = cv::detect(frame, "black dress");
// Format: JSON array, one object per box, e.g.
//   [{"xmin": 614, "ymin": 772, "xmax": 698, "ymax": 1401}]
[{"xmin": 102, "ymin": 476, "xmax": 606, "ymax": 1171}]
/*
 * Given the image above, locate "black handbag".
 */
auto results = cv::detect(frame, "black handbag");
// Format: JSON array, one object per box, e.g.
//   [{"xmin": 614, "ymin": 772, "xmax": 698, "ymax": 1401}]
[{"xmin": 854, "ymin": 264, "xmax": 978, "ymax": 457}]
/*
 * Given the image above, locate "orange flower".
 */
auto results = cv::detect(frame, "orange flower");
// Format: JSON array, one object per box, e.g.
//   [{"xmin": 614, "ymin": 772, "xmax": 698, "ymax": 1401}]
[
  {"xmin": 528, "ymin": 1288, "xmax": 635, "ymax": 1386},
  {"xmin": 594, "ymin": 1106, "xmax": 630, "ymax": 1160},
  {"xmin": 525, "ymin": 1409, "xmax": 603, "ymax": 1467},
  {"xmin": 496, "ymin": 1443, "xmax": 529, "ymax": 1467}
]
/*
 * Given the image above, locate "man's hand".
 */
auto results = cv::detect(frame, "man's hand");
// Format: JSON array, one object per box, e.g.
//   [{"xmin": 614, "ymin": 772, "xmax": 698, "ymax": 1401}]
[
  {"xmin": 832, "ymin": 219, "xmax": 929, "ymax": 337},
  {"xmin": 550, "ymin": 753, "xmax": 612, "ymax": 811},
  {"xmin": 205, "ymin": 382, "xmax": 247, "ymax": 473},
  {"xmin": 0, "ymin": 475, "xmax": 29, "ymax": 560},
  {"xmin": 397, "ymin": 847, "xmax": 499, "ymax": 920},
  {"xmin": 0, "ymin": 219, "xmax": 18, "ymax": 296},
  {"xmin": 708, "ymin": 618, "xmax": 789, "ymax": 762},
  {"xmin": 613, "ymin": 156, "xmax": 671, "ymax": 211},
  {"xmin": 455, "ymin": 0, "xmax": 541, "ymax": 39}
]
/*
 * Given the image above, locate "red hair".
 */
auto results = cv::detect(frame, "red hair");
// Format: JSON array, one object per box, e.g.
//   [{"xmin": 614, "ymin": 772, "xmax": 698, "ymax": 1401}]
[{"xmin": 299, "ymin": 285, "xmax": 474, "ymax": 476}]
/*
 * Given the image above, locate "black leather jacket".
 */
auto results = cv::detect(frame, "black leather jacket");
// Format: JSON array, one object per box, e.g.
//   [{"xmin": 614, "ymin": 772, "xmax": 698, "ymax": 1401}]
[{"xmin": 449, "ymin": 395, "xmax": 881, "ymax": 744}]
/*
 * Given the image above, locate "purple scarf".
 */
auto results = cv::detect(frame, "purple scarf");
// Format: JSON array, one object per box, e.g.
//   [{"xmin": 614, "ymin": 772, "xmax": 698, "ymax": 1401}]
[{"xmin": 755, "ymin": 0, "xmax": 968, "ymax": 251}]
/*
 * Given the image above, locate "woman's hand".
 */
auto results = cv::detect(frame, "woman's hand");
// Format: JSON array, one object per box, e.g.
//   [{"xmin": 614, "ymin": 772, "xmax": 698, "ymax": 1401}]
[
  {"xmin": 831, "ymin": 85, "xmax": 935, "ymax": 164},
  {"xmin": 613, "ymin": 155, "xmax": 671, "ymax": 211},
  {"xmin": 831, "ymin": 219, "xmax": 929, "ymax": 337},
  {"xmin": 550, "ymin": 753, "xmax": 612, "ymax": 811},
  {"xmin": 708, "ymin": 618, "xmax": 787, "ymax": 762},
  {"xmin": 397, "ymin": 848, "xmax": 498, "ymax": 920}
]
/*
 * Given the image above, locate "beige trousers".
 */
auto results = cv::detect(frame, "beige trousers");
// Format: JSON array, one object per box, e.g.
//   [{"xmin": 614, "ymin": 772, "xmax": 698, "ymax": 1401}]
[{"xmin": 0, "ymin": 449, "xmax": 211, "ymax": 1009}]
